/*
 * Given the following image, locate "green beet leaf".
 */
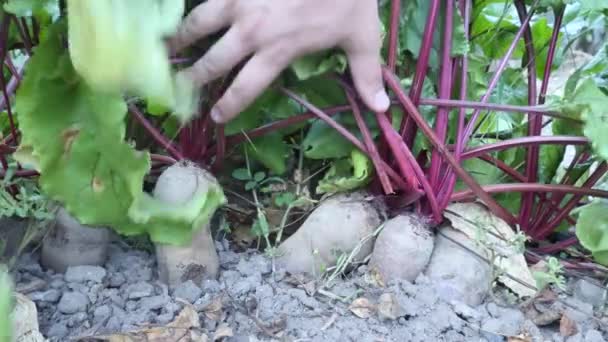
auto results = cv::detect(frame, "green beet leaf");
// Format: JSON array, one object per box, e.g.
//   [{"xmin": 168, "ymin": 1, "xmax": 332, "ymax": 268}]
[
  {"xmin": 128, "ymin": 184, "xmax": 226, "ymax": 245},
  {"xmin": 66, "ymin": 0, "xmax": 198, "ymax": 123},
  {"xmin": 14, "ymin": 22, "xmax": 224, "ymax": 245},
  {"xmin": 316, "ymin": 149, "xmax": 373, "ymax": 194},
  {"xmin": 245, "ymin": 133, "xmax": 290, "ymax": 175},
  {"xmin": 576, "ymin": 200, "xmax": 608, "ymax": 266},
  {"xmin": 0, "ymin": 269, "xmax": 12, "ymax": 342},
  {"xmin": 3, "ymin": 0, "xmax": 57, "ymax": 18},
  {"xmin": 290, "ymin": 51, "xmax": 347, "ymax": 81}
]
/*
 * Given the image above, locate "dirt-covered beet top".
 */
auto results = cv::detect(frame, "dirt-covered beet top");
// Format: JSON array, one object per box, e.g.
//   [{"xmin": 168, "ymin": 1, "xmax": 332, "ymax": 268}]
[{"xmin": 1, "ymin": 0, "xmax": 608, "ymax": 340}]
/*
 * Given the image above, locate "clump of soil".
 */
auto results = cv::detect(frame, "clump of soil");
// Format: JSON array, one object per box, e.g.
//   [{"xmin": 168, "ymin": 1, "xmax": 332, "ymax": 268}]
[{"xmin": 12, "ymin": 232, "xmax": 608, "ymax": 342}]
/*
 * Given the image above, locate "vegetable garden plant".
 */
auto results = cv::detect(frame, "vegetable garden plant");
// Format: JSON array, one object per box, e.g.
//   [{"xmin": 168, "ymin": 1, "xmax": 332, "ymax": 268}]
[{"xmin": 1, "ymin": 0, "xmax": 608, "ymax": 276}]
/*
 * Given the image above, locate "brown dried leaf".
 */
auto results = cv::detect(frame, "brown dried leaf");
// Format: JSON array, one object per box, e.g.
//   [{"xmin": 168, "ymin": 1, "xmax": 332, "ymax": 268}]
[
  {"xmin": 507, "ymin": 334, "xmax": 532, "ymax": 342},
  {"xmin": 377, "ymin": 293, "xmax": 401, "ymax": 321},
  {"xmin": 169, "ymin": 304, "xmax": 200, "ymax": 329},
  {"xmin": 213, "ymin": 324, "xmax": 234, "ymax": 341},
  {"xmin": 560, "ymin": 314, "xmax": 578, "ymax": 337},
  {"xmin": 203, "ymin": 297, "xmax": 223, "ymax": 321},
  {"xmin": 89, "ymin": 304, "xmax": 203, "ymax": 342},
  {"xmin": 349, "ymin": 297, "xmax": 376, "ymax": 319}
]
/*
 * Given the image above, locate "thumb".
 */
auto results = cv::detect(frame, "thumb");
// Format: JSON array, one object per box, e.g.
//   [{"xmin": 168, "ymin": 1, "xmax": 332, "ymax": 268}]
[{"xmin": 346, "ymin": 49, "xmax": 390, "ymax": 113}]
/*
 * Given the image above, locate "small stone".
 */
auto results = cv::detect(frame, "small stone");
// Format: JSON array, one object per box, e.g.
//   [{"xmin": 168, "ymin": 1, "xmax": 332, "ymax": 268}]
[
  {"xmin": 58, "ymin": 292, "xmax": 89, "ymax": 314},
  {"xmin": 126, "ymin": 281, "xmax": 155, "ymax": 299},
  {"xmin": 139, "ymin": 295, "xmax": 169, "ymax": 311},
  {"xmin": 105, "ymin": 316, "xmax": 122, "ymax": 332},
  {"xmin": 481, "ymin": 308, "xmax": 525, "ymax": 336},
  {"xmin": 450, "ymin": 301, "xmax": 481, "ymax": 322},
  {"xmin": 164, "ymin": 301, "xmax": 182, "ymax": 315},
  {"xmin": 201, "ymin": 279, "xmax": 222, "ymax": 293},
  {"xmin": 574, "ymin": 279, "xmax": 607, "ymax": 308},
  {"xmin": 172, "ymin": 280, "xmax": 202, "ymax": 303},
  {"xmin": 47, "ymin": 323, "xmax": 68, "ymax": 338},
  {"xmin": 237, "ymin": 255, "xmax": 271, "ymax": 276},
  {"xmin": 156, "ymin": 313, "xmax": 175, "ymax": 324},
  {"xmin": 109, "ymin": 273, "xmax": 127, "ymax": 287},
  {"xmin": 67, "ymin": 312, "xmax": 88, "ymax": 328},
  {"xmin": 65, "ymin": 265, "xmax": 107, "ymax": 283},
  {"xmin": 29, "ymin": 289, "xmax": 61, "ymax": 303},
  {"xmin": 567, "ymin": 333, "xmax": 584, "ymax": 342},
  {"xmin": 49, "ymin": 278, "xmax": 65, "ymax": 289},
  {"xmin": 88, "ymin": 283, "xmax": 103, "ymax": 304},
  {"xmin": 94, "ymin": 305, "xmax": 112, "ymax": 323},
  {"xmin": 485, "ymin": 303, "xmax": 501, "ymax": 318},
  {"xmin": 564, "ymin": 298, "xmax": 594, "ymax": 324},
  {"xmin": 585, "ymin": 330, "xmax": 606, "ymax": 342},
  {"xmin": 126, "ymin": 300, "xmax": 138, "ymax": 311}
]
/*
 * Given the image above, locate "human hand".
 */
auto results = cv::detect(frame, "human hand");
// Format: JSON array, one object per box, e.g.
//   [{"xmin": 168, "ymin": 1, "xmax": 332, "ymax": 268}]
[{"xmin": 168, "ymin": 0, "xmax": 389, "ymax": 124}]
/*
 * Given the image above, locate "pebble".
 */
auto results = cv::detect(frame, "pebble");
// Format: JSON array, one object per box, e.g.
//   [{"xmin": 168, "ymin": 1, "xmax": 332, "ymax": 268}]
[
  {"xmin": 126, "ymin": 281, "xmax": 155, "ymax": 299},
  {"xmin": 585, "ymin": 330, "xmax": 606, "ymax": 342},
  {"xmin": 481, "ymin": 308, "xmax": 525, "ymax": 336},
  {"xmin": 450, "ymin": 301, "xmax": 482, "ymax": 322},
  {"xmin": 201, "ymin": 279, "xmax": 222, "ymax": 293},
  {"xmin": 57, "ymin": 292, "xmax": 89, "ymax": 314},
  {"xmin": 564, "ymin": 298, "xmax": 594, "ymax": 324},
  {"xmin": 47, "ymin": 323, "xmax": 68, "ymax": 338},
  {"xmin": 65, "ymin": 265, "xmax": 107, "ymax": 283},
  {"xmin": 164, "ymin": 301, "xmax": 182, "ymax": 315},
  {"xmin": 67, "ymin": 312, "xmax": 88, "ymax": 328},
  {"xmin": 109, "ymin": 273, "xmax": 127, "ymax": 287},
  {"xmin": 29, "ymin": 289, "xmax": 61, "ymax": 303},
  {"xmin": 126, "ymin": 300, "xmax": 138, "ymax": 311},
  {"xmin": 93, "ymin": 305, "xmax": 112, "ymax": 323},
  {"xmin": 139, "ymin": 295, "xmax": 169, "ymax": 311},
  {"xmin": 156, "ymin": 313, "xmax": 175, "ymax": 325},
  {"xmin": 172, "ymin": 280, "xmax": 202, "ymax": 303},
  {"xmin": 574, "ymin": 279, "xmax": 607, "ymax": 308},
  {"xmin": 567, "ymin": 333, "xmax": 584, "ymax": 342},
  {"xmin": 49, "ymin": 278, "xmax": 65, "ymax": 289},
  {"xmin": 105, "ymin": 316, "xmax": 122, "ymax": 332}
]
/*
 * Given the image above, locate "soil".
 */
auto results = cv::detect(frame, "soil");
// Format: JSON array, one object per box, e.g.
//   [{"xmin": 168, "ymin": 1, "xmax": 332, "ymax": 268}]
[{"xmin": 11, "ymin": 233, "xmax": 608, "ymax": 342}]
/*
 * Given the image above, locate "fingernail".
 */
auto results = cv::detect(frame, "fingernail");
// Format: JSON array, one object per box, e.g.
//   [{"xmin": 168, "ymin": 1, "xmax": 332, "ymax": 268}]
[
  {"xmin": 210, "ymin": 107, "xmax": 223, "ymax": 123},
  {"xmin": 374, "ymin": 90, "xmax": 390, "ymax": 112}
]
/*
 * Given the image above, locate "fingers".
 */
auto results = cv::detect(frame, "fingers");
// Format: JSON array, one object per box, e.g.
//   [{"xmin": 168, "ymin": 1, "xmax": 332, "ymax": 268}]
[
  {"xmin": 210, "ymin": 45, "xmax": 293, "ymax": 123},
  {"xmin": 168, "ymin": 0, "xmax": 234, "ymax": 54},
  {"xmin": 342, "ymin": 15, "xmax": 390, "ymax": 113},
  {"xmin": 346, "ymin": 50, "xmax": 390, "ymax": 113},
  {"xmin": 179, "ymin": 25, "xmax": 256, "ymax": 88}
]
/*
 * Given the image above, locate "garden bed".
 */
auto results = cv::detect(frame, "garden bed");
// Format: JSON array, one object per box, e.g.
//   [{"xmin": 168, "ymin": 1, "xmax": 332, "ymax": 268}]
[{"xmin": 11, "ymin": 219, "xmax": 608, "ymax": 342}]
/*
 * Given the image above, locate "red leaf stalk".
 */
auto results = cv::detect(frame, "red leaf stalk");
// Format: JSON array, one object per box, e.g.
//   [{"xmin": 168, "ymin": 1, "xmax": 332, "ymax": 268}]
[
  {"xmin": 400, "ymin": 0, "xmax": 441, "ymax": 147},
  {"xmin": 341, "ymin": 82, "xmax": 394, "ymax": 194},
  {"xmin": 383, "ymin": 67, "xmax": 516, "ymax": 225},
  {"xmin": 460, "ymin": 1, "xmax": 538, "ymax": 146},
  {"xmin": 429, "ymin": 0, "xmax": 455, "ymax": 192},
  {"xmin": 281, "ymin": 88, "xmax": 411, "ymax": 192}
]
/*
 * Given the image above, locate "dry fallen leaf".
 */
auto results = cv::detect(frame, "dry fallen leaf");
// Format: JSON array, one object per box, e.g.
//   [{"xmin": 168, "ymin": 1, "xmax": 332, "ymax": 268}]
[
  {"xmin": 169, "ymin": 304, "xmax": 200, "ymax": 329},
  {"xmin": 560, "ymin": 314, "xmax": 578, "ymax": 337},
  {"xmin": 445, "ymin": 203, "xmax": 537, "ymax": 298},
  {"xmin": 349, "ymin": 297, "xmax": 376, "ymax": 319},
  {"xmin": 203, "ymin": 297, "xmax": 224, "ymax": 321},
  {"xmin": 213, "ymin": 324, "xmax": 234, "ymax": 341},
  {"xmin": 87, "ymin": 304, "xmax": 207, "ymax": 342},
  {"xmin": 507, "ymin": 334, "xmax": 532, "ymax": 342},
  {"xmin": 377, "ymin": 293, "xmax": 401, "ymax": 321}
]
